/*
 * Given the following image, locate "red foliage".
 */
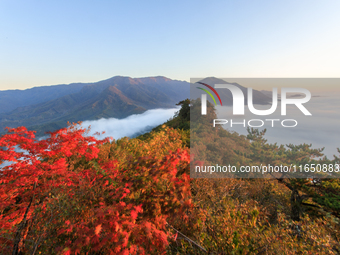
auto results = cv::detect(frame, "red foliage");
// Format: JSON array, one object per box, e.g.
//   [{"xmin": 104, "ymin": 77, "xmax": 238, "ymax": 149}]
[{"xmin": 0, "ymin": 125, "xmax": 191, "ymax": 254}]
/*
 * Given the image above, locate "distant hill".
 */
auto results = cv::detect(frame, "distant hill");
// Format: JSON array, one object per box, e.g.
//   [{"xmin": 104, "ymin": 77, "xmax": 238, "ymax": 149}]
[
  {"xmin": 192, "ymin": 77, "xmax": 272, "ymax": 105},
  {"xmin": 260, "ymin": 90, "xmax": 306, "ymax": 99},
  {"xmin": 0, "ymin": 76, "xmax": 190, "ymax": 136}
]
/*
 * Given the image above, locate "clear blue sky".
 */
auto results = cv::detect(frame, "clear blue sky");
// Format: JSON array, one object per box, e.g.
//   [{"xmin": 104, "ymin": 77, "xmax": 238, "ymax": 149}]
[{"xmin": 1, "ymin": 0, "xmax": 339, "ymax": 90}]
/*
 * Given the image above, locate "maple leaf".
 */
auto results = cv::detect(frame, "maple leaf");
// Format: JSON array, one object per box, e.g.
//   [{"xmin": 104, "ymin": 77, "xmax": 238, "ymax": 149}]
[
  {"xmin": 95, "ymin": 224, "xmax": 102, "ymax": 236},
  {"xmin": 131, "ymin": 210, "xmax": 138, "ymax": 221},
  {"xmin": 63, "ymin": 247, "xmax": 71, "ymax": 255}
]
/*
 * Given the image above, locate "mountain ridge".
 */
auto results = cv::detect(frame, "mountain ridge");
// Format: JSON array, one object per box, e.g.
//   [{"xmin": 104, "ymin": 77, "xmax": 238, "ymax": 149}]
[{"xmin": 0, "ymin": 76, "xmax": 190, "ymax": 135}]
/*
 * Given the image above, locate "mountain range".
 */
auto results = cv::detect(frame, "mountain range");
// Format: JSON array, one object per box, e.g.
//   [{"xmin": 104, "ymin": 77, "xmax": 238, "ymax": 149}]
[
  {"xmin": 0, "ymin": 76, "xmax": 273, "ymax": 136},
  {"xmin": 0, "ymin": 76, "xmax": 190, "ymax": 136}
]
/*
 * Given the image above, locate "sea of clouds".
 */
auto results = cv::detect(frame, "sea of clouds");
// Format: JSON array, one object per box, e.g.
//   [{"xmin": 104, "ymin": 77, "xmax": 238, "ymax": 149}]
[{"xmin": 79, "ymin": 107, "xmax": 180, "ymax": 140}]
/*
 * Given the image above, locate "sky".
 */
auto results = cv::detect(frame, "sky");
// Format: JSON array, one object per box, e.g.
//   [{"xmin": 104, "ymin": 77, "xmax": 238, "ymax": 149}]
[{"xmin": 1, "ymin": 0, "xmax": 340, "ymax": 90}]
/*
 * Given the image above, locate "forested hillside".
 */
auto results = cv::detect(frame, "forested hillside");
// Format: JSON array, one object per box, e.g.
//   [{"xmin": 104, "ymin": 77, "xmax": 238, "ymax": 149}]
[{"xmin": 0, "ymin": 100, "xmax": 339, "ymax": 254}]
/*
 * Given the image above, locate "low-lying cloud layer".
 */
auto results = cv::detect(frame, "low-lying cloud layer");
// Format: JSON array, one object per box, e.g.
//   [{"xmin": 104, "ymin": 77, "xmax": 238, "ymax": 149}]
[{"xmin": 80, "ymin": 108, "xmax": 180, "ymax": 140}]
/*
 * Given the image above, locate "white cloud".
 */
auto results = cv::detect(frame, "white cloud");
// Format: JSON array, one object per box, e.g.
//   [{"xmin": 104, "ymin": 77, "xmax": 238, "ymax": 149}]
[{"xmin": 80, "ymin": 108, "xmax": 180, "ymax": 140}]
